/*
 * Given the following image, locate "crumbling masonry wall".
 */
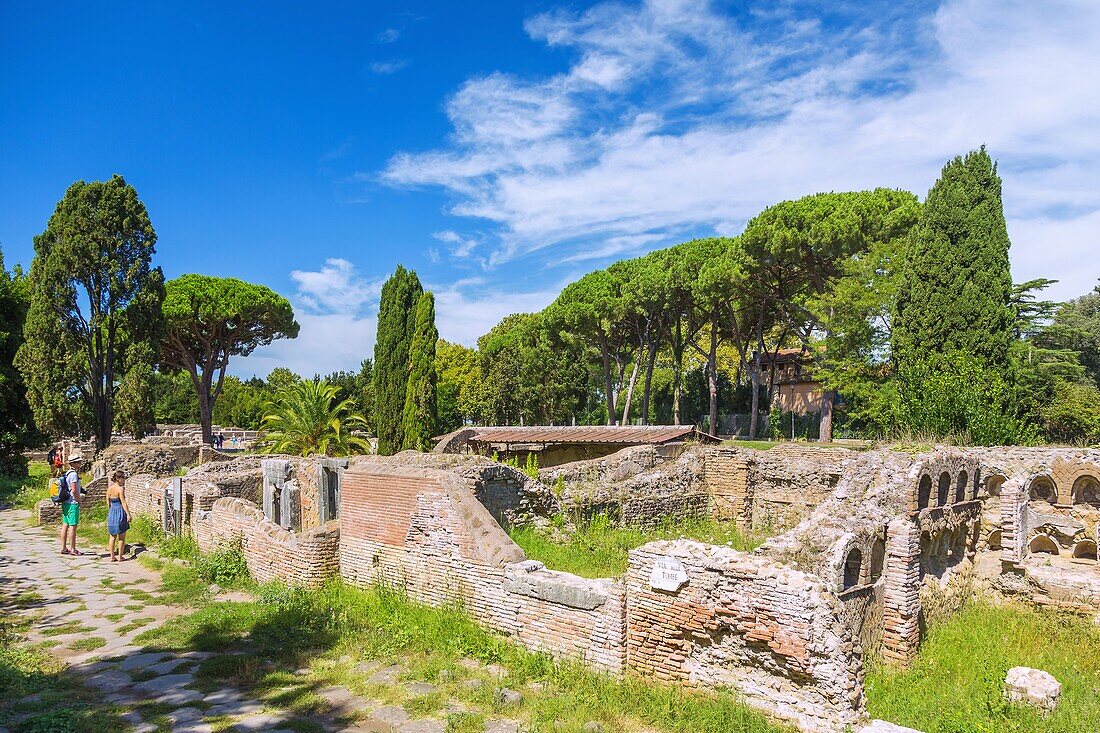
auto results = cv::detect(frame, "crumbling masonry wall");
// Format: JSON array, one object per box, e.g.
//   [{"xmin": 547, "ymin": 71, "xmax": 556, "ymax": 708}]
[
  {"xmin": 627, "ymin": 541, "xmax": 865, "ymax": 733},
  {"xmin": 192, "ymin": 496, "xmax": 339, "ymax": 588},
  {"xmin": 339, "ymin": 464, "xmax": 626, "ymax": 672}
]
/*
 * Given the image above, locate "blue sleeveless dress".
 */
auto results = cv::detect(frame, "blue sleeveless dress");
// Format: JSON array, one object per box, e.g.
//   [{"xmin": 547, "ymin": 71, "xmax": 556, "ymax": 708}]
[{"xmin": 107, "ymin": 497, "xmax": 129, "ymax": 535}]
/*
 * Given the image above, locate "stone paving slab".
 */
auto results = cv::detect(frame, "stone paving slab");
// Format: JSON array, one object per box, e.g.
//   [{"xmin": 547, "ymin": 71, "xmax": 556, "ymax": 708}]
[{"xmin": 0, "ymin": 508, "xmax": 460, "ymax": 733}]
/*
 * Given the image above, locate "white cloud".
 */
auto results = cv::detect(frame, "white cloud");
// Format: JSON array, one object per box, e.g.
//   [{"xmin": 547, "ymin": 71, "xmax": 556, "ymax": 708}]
[
  {"xmin": 290, "ymin": 258, "xmax": 381, "ymax": 315},
  {"xmin": 377, "ymin": 0, "xmax": 1100, "ymax": 297},
  {"xmin": 234, "ymin": 259, "xmax": 565, "ymax": 377},
  {"xmin": 235, "ymin": 312, "xmax": 377, "ymax": 379},
  {"xmin": 432, "ymin": 230, "xmax": 479, "ymax": 258},
  {"xmin": 377, "ymin": 28, "xmax": 400, "ymax": 43},
  {"xmin": 369, "ymin": 58, "xmax": 410, "ymax": 75},
  {"xmin": 431, "ymin": 278, "xmax": 564, "ymax": 346}
]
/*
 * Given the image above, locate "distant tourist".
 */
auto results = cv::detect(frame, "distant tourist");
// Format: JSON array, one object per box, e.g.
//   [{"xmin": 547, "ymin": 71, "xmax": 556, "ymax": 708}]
[
  {"xmin": 216, "ymin": 432, "xmax": 225, "ymax": 450},
  {"xmin": 105, "ymin": 470, "xmax": 131, "ymax": 562},
  {"xmin": 47, "ymin": 443, "xmax": 62, "ymax": 477},
  {"xmin": 59, "ymin": 452, "xmax": 84, "ymax": 556}
]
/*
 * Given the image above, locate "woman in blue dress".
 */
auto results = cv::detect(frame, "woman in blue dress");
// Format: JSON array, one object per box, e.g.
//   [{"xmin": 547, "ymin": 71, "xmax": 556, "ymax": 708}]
[{"xmin": 106, "ymin": 470, "xmax": 132, "ymax": 562}]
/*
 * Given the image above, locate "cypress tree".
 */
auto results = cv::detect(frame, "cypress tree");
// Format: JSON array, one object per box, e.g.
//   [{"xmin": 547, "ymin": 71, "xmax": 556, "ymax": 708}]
[
  {"xmin": 893, "ymin": 146, "xmax": 1015, "ymax": 369},
  {"xmin": 372, "ymin": 265, "xmax": 422, "ymax": 455},
  {"xmin": 401, "ymin": 291, "xmax": 438, "ymax": 451}
]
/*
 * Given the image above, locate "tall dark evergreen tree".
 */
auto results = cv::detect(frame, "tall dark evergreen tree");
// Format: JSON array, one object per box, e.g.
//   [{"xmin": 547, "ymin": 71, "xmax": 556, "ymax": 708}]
[
  {"xmin": 891, "ymin": 148, "xmax": 1027, "ymax": 444},
  {"xmin": 372, "ymin": 265, "xmax": 422, "ymax": 454},
  {"xmin": 401, "ymin": 291, "xmax": 438, "ymax": 451},
  {"xmin": 0, "ymin": 249, "xmax": 37, "ymax": 476},
  {"xmin": 16, "ymin": 176, "xmax": 165, "ymax": 450},
  {"xmin": 893, "ymin": 147, "xmax": 1015, "ymax": 369}
]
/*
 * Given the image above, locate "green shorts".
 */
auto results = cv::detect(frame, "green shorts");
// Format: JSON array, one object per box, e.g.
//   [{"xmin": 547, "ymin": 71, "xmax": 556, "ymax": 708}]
[{"xmin": 61, "ymin": 502, "xmax": 79, "ymax": 526}]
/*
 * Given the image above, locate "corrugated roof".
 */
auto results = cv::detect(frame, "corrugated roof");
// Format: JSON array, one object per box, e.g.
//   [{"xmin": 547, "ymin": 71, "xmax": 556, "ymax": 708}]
[{"xmin": 434, "ymin": 425, "xmax": 717, "ymax": 445}]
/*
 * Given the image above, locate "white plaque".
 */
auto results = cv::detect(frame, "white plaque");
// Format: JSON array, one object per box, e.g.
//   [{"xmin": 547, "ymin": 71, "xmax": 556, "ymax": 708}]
[{"xmin": 649, "ymin": 556, "xmax": 689, "ymax": 591}]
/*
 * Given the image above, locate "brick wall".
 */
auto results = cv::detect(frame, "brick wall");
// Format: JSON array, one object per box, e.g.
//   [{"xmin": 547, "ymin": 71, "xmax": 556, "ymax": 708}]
[
  {"xmin": 339, "ymin": 464, "xmax": 627, "ymax": 672},
  {"xmin": 192, "ymin": 497, "xmax": 339, "ymax": 588},
  {"xmin": 703, "ymin": 448, "xmax": 752, "ymax": 521},
  {"xmin": 627, "ymin": 541, "xmax": 865, "ymax": 733}
]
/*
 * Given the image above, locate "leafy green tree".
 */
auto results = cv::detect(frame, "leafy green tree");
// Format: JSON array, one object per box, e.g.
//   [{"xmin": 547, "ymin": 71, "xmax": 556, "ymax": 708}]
[
  {"xmin": 258, "ymin": 380, "xmax": 371, "ymax": 456},
  {"xmin": 115, "ymin": 342, "xmax": 157, "ymax": 438},
  {"xmin": 152, "ymin": 370, "xmax": 200, "ymax": 424},
  {"xmin": 159, "ymin": 274, "xmax": 299, "ymax": 445},
  {"xmin": 16, "ymin": 175, "xmax": 165, "ymax": 450},
  {"xmin": 1043, "ymin": 281, "xmax": 1100, "ymax": 388},
  {"xmin": 265, "ymin": 367, "xmax": 301, "ymax": 392},
  {"xmin": 436, "ymin": 339, "xmax": 479, "ymax": 432},
  {"xmin": 324, "ymin": 358, "xmax": 374, "ymax": 428},
  {"xmin": 893, "ymin": 148, "xmax": 1015, "ymax": 369},
  {"xmin": 401, "ymin": 291, "xmax": 438, "ymax": 450},
  {"xmin": 372, "ymin": 265, "xmax": 423, "ymax": 454},
  {"xmin": 0, "ymin": 249, "xmax": 37, "ymax": 476},
  {"xmin": 211, "ymin": 376, "xmax": 267, "ymax": 429},
  {"xmin": 741, "ymin": 188, "xmax": 921, "ymax": 438},
  {"xmin": 1039, "ymin": 381, "xmax": 1100, "ymax": 444}
]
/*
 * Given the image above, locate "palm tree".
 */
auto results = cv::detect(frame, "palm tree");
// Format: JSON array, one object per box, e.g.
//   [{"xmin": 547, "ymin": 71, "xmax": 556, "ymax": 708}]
[{"xmin": 257, "ymin": 380, "xmax": 372, "ymax": 457}]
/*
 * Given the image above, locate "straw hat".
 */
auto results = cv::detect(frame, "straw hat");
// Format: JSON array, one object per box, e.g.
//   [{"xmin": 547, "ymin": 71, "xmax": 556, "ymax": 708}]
[{"xmin": 68, "ymin": 452, "xmax": 85, "ymax": 464}]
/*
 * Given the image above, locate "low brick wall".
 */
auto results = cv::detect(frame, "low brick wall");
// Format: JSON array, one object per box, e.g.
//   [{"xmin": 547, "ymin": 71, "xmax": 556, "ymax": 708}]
[
  {"xmin": 339, "ymin": 464, "xmax": 627, "ymax": 672},
  {"xmin": 627, "ymin": 541, "xmax": 865, "ymax": 733},
  {"xmin": 35, "ymin": 477, "xmax": 109, "ymax": 525},
  {"xmin": 192, "ymin": 497, "xmax": 339, "ymax": 588}
]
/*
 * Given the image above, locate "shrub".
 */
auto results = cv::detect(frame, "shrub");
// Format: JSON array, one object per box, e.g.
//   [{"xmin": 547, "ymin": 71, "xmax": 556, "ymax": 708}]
[
  {"xmin": 1040, "ymin": 381, "xmax": 1100, "ymax": 444},
  {"xmin": 896, "ymin": 351, "xmax": 1039, "ymax": 446},
  {"xmin": 194, "ymin": 541, "xmax": 249, "ymax": 585}
]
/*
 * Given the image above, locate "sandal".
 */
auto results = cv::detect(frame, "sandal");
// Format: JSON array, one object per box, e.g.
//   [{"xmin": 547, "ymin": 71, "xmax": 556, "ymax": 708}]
[{"xmin": 70, "ymin": 550, "xmax": 84, "ymax": 556}]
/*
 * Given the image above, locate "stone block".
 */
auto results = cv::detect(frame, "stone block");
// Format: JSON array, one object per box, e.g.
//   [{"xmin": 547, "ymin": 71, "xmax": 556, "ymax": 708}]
[{"xmin": 1004, "ymin": 666, "xmax": 1061, "ymax": 712}]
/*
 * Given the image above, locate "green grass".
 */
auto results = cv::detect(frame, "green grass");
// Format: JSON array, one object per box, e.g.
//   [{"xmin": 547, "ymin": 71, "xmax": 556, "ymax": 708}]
[
  {"xmin": 69, "ymin": 636, "xmax": 106, "ymax": 651},
  {"xmin": 0, "ymin": 461, "xmax": 52, "ymax": 509},
  {"xmin": 136, "ymin": 581, "xmax": 789, "ymax": 733},
  {"xmin": 0, "ymin": 613, "xmax": 127, "ymax": 731},
  {"xmin": 509, "ymin": 514, "xmax": 767, "ymax": 578},
  {"xmin": 866, "ymin": 601, "xmax": 1100, "ymax": 732}
]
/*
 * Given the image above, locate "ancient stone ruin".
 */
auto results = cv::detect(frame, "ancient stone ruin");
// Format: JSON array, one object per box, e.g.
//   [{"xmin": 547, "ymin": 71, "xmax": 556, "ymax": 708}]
[{"xmin": 35, "ymin": 441, "xmax": 1099, "ymax": 732}]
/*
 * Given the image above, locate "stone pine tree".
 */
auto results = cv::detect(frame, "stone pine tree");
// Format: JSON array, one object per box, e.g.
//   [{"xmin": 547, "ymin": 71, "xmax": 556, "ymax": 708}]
[
  {"xmin": 401, "ymin": 291, "xmax": 438, "ymax": 451},
  {"xmin": 159, "ymin": 274, "xmax": 299, "ymax": 445},
  {"xmin": 16, "ymin": 176, "xmax": 165, "ymax": 450},
  {"xmin": 893, "ymin": 147, "xmax": 1015, "ymax": 370},
  {"xmin": 372, "ymin": 265, "xmax": 423, "ymax": 455}
]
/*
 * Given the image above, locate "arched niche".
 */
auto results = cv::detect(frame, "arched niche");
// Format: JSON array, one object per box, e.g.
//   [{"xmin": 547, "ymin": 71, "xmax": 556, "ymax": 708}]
[
  {"xmin": 1029, "ymin": 476, "xmax": 1057, "ymax": 505},
  {"xmin": 1028, "ymin": 534, "xmax": 1060, "ymax": 555},
  {"xmin": 869, "ymin": 537, "xmax": 886, "ymax": 583},
  {"xmin": 917, "ymin": 475, "xmax": 932, "ymax": 509},
  {"xmin": 937, "ymin": 472, "xmax": 951, "ymax": 506},
  {"xmin": 985, "ymin": 474, "xmax": 1006, "ymax": 499},
  {"xmin": 987, "ymin": 529, "xmax": 1002, "ymax": 550},
  {"xmin": 1072, "ymin": 475, "xmax": 1100, "ymax": 507},
  {"xmin": 955, "ymin": 471, "xmax": 968, "ymax": 503},
  {"xmin": 842, "ymin": 547, "xmax": 863, "ymax": 590},
  {"xmin": 1072, "ymin": 539, "xmax": 1098, "ymax": 561}
]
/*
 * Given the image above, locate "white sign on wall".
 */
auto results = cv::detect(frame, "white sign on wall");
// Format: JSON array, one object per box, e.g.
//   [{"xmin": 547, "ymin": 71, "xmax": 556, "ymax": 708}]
[{"xmin": 649, "ymin": 556, "xmax": 689, "ymax": 592}]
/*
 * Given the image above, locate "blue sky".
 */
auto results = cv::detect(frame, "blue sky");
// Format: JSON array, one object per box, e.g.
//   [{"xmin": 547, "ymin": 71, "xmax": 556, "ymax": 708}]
[{"xmin": 2, "ymin": 1, "xmax": 1097, "ymax": 378}]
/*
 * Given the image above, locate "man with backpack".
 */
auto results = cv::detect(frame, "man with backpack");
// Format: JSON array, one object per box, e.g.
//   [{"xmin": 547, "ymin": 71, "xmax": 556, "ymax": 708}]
[{"xmin": 58, "ymin": 452, "xmax": 85, "ymax": 556}]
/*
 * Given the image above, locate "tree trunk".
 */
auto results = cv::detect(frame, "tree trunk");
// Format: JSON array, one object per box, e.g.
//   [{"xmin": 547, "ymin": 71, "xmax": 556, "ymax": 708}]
[
  {"xmin": 819, "ymin": 390, "xmax": 835, "ymax": 443},
  {"xmin": 597, "ymin": 334, "xmax": 616, "ymax": 425},
  {"xmin": 672, "ymin": 318, "xmax": 683, "ymax": 426},
  {"xmin": 748, "ymin": 312, "xmax": 764, "ymax": 439},
  {"xmin": 641, "ymin": 337, "xmax": 659, "ymax": 424},
  {"xmin": 706, "ymin": 326, "xmax": 719, "ymax": 436},
  {"xmin": 621, "ymin": 353, "xmax": 641, "ymax": 426}
]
